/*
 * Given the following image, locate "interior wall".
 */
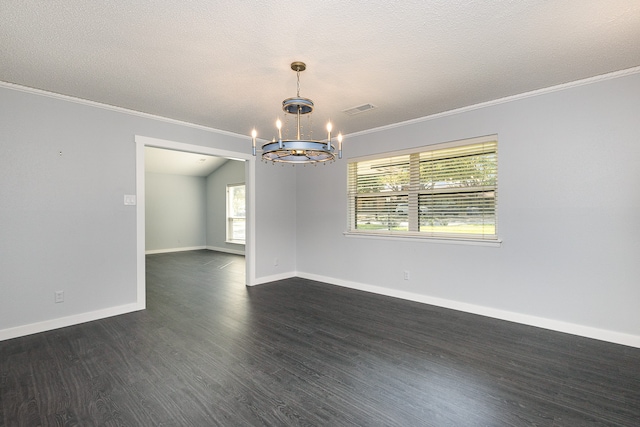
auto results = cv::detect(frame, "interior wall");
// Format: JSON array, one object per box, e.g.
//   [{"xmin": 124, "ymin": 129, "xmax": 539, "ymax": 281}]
[
  {"xmin": 252, "ymin": 160, "xmax": 298, "ymax": 283},
  {"xmin": 0, "ymin": 84, "xmax": 298, "ymax": 339},
  {"xmin": 205, "ymin": 159, "xmax": 245, "ymax": 253},
  {"xmin": 295, "ymin": 71, "xmax": 640, "ymax": 345},
  {"xmin": 145, "ymin": 172, "xmax": 207, "ymax": 252}
]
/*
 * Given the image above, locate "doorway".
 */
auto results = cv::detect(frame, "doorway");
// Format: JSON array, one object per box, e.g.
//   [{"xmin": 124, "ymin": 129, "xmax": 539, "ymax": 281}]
[{"xmin": 135, "ymin": 135, "xmax": 255, "ymax": 310}]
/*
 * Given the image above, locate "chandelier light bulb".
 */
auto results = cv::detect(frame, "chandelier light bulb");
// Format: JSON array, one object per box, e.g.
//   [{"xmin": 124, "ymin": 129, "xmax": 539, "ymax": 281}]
[
  {"xmin": 251, "ymin": 128, "xmax": 257, "ymax": 156},
  {"xmin": 276, "ymin": 118, "xmax": 283, "ymax": 144}
]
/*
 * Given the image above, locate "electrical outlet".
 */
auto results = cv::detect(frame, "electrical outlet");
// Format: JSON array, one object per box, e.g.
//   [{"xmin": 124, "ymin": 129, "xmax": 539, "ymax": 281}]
[
  {"xmin": 274, "ymin": 257, "xmax": 279, "ymax": 266},
  {"xmin": 55, "ymin": 290, "xmax": 64, "ymax": 303},
  {"xmin": 403, "ymin": 270, "xmax": 410, "ymax": 280}
]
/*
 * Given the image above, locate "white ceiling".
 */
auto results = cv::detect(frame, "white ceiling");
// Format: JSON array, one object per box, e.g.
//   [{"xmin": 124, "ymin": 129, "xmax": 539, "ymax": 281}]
[
  {"xmin": 144, "ymin": 147, "xmax": 229, "ymax": 176},
  {"xmin": 2, "ymin": 0, "xmax": 640, "ymax": 145}
]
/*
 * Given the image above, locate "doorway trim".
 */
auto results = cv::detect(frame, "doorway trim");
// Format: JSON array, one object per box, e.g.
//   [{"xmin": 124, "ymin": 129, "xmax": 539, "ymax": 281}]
[{"xmin": 135, "ymin": 135, "xmax": 256, "ymax": 309}]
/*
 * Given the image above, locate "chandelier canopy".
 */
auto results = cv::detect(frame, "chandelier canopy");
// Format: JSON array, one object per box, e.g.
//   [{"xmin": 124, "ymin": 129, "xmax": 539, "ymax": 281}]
[{"xmin": 251, "ymin": 62, "xmax": 342, "ymax": 165}]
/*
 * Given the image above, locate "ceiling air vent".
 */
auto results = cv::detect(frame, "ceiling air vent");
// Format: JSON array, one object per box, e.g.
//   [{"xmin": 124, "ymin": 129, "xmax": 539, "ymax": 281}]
[{"xmin": 342, "ymin": 103, "xmax": 376, "ymax": 116}]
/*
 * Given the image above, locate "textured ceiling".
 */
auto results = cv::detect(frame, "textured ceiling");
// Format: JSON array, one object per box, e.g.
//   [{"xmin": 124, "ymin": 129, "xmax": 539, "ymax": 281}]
[{"xmin": 2, "ymin": 1, "xmax": 640, "ymax": 144}]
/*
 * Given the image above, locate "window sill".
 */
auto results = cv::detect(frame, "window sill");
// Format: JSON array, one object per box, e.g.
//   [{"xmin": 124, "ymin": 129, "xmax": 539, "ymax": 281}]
[
  {"xmin": 343, "ymin": 231, "xmax": 502, "ymax": 247},
  {"xmin": 225, "ymin": 240, "xmax": 246, "ymax": 245}
]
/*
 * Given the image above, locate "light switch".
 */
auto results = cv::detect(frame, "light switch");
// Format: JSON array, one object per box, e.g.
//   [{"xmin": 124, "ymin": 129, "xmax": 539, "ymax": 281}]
[{"xmin": 124, "ymin": 195, "xmax": 137, "ymax": 205}]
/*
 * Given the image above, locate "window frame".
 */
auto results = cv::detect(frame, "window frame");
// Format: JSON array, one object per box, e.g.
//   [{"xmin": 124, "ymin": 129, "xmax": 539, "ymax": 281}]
[
  {"xmin": 226, "ymin": 183, "xmax": 246, "ymax": 244},
  {"xmin": 345, "ymin": 135, "xmax": 500, "ymax": 246}
]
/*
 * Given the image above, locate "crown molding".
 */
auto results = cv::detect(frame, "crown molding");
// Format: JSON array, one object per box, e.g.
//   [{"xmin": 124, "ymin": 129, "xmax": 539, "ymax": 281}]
[
  {"xmin": 3, "ymin": 65, "xmax": 639, "ymax": 141},
  {"xmin": 0, "ymin": 81, "xmax": 250, "ymax": 140},
  {"xmin": 347, "ymin": 65, "xmax": 640, "ymax": 138}
]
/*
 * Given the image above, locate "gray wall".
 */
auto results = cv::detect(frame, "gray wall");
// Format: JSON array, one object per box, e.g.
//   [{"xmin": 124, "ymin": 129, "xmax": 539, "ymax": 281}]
[
  {"xmin": 294, "ymin": 71, "xmax": 640, "ymax": 344},
  {"xmin": 145, "ymin": 172, "xmax": 207, "ymax": 252},
  {"xmin": 145, "ymin": 161, "xmax": 245, "ymax": 254},
  {"xmin": 206, "ymin": 159, "xmax": 245, "ymax": 253},
  {"xmin": 0, "ymin": 84, "xmax": 297, "ymax": 336}
]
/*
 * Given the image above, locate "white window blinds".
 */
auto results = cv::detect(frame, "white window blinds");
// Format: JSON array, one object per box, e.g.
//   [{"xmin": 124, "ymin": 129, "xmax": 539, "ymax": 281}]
[{"xmin": 348, "ymin": 136, "xmax": 498, "ymax": 241}]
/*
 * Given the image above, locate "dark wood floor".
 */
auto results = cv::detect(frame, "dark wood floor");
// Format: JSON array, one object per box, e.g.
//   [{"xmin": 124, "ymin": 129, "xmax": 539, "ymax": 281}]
[{"xmin": 1, "ymin": 250, "xmax": 639, "ymax": 426}]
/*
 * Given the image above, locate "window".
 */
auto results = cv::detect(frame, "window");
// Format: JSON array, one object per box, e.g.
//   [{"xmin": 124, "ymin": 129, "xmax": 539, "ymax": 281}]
[
  {"xmin": 226, "ymin": 183, "xmax": 246, "ymax": 244},
  {"xmin": 347, "ymin": 135, "xmax": 498, "ymax": 241}
]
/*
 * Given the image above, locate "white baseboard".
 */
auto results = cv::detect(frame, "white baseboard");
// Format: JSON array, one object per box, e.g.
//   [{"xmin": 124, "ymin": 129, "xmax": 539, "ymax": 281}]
[
  {"xmin": 297, "ymin": 272, "xmax": 640, "ymax": 349},
  {"xmin": 7, "ymin": 271, "xmax": 637, "ymax": 348},
  {"xmin": 251, "ymin": 271, "xmax": 296, "ymax": 286},
  {"xmin": 145, "ymin": 246, "xmax": 246, "ymax": 256},
  {"xmin": 206, "ymin": 246, "xmax": 245, "ymax": 256},
  {"xmin": 145, "ymin": 246, "xmax": 206, "ymax": 254},
  {"xmin": 0, "ymin": 302, "xmax": 144, "ymax": 342}
]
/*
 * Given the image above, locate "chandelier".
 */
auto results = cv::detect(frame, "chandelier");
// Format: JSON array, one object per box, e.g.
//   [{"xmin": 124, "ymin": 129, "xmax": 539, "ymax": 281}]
[{"xmin": 251, "ymin": 61, "xmax": 342, "ymax": 164}]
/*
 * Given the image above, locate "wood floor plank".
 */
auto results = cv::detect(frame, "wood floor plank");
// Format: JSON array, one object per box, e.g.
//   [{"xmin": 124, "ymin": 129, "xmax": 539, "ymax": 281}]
[{"xmin": 1, "ymin": 250, "xmax": 639, "ymax": 426}]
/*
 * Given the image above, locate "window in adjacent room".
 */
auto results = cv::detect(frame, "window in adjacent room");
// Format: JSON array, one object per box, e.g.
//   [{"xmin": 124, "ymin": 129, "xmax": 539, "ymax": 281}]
[
  {"xmin": 226, "ymin": 183, "xmax": 246, "ymax": 244},
  {"xmin": 347, "ymin": 135, "xmax": 498, "ymax": 242}
]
